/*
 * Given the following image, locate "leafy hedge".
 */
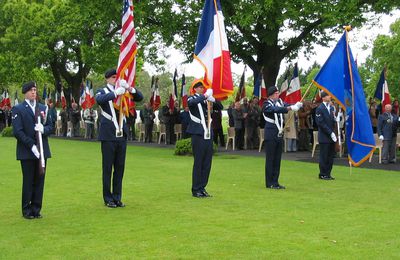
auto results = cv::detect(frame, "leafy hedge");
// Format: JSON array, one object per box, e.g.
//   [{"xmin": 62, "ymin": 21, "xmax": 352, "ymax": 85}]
[
  {"xmin": 0, "ymin": 126, "xmax": 13, "ymax": 137},
  {"xmin": 174, "ymin": 137, "xmax": 218, "ymax": 156}
]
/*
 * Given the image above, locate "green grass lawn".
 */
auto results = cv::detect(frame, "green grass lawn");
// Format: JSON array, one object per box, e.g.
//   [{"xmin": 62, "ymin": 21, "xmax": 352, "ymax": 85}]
[{"xmin": 0, "ymin": 137, "xmax": 399, "ymax": 259}]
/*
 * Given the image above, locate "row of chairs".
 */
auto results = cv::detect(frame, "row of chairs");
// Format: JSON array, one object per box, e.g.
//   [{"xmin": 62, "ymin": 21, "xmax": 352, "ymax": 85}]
[{"xmin": 137, "ymin": 123, "xmax": 183, "ymax": 144}]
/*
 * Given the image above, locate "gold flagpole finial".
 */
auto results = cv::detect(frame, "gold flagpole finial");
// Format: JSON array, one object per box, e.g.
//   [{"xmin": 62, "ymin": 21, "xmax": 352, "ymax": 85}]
[{"xmin": 343, "ymin": 25, "xmax": 352, "ymax": 32}]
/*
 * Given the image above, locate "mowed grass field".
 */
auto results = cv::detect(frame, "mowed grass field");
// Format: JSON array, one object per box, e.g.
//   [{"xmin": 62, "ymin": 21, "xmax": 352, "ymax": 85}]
[{"xmin": 0, "ymin": 137, "xmax": 399, "ymax": 259}]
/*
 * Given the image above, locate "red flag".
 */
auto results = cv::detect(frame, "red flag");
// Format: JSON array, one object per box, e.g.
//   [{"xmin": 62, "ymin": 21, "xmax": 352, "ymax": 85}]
[
  {"xmin": 60, "ymin": 88, "xmax": 67, "ymax": 109},
  {"xmin": 181, "ymin": 73, "xmax": 188, "ymax": 108},
  {"xmin": 150, "ymin": 77, "xmax": 161, "ymax": 111}
]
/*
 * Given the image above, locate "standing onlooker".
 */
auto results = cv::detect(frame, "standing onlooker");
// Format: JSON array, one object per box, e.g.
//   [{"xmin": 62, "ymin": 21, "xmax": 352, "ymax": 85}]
[
  {"xmin": 297, "ymin": 102, "xmax": 311, "ymax": 151},
  {"xmin": 84, "ymin": 107, "xmax": 96, "ymax": 139},
  {"xmin": 245, "ymin": 99, "xmax": 260, "ymax": 149},
  {"xmin": 59, "ymin": 107, "xmax": 68, "ymax": 137},
  {"xmin": 162, "ymin": 103, "xmax": 179, "ymax": 144},
  {"xmin": 180, "ymin": 106, "xmax": 191, "ymax": 139},
  {"xmin": 378, "ymin": 104, "xmax": 399, "ymax": 164},
  {"xmin": 227, "ymin": 102, "xmax": 234, "ymax": 127},
  {"xmin": 211, "ymin": 100, "xmax": 225, "ymax": 147},
  {"xmin": 12, "ymin": 81, "xmax": 53, "ymax": 219},
  {"xmin": 70, "ymin": 102, "xmax": 81, "ymax": 137},
  {"xmin": 369, "ymin": 99, "xmax": 378, "ymax": 134},
  {"xmin": 232, "ymin": 101, "xmax": 246, "ymax": 150},
  {"xmin": 142, "ymin": 103, "xmax": 155, "ymax": 143},
  {"xmin": 284, "ymin": 110, "xmax": 298, "ymax": 152}
]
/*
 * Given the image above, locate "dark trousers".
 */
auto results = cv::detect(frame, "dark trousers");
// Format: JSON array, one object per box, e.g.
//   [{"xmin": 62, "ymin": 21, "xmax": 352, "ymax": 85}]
[
  {"xmin": 382, "ymin": 139, "xmax": 397, "ymax": 163},
  {"xmin": 101, "ymin": 140, "xmax": 127, "ymax": 203},
  {"xmin": 265, "ymin": 138, "xmax": 283, "ymax": 187},
  {"xmin": 72, "ymin": 122, "xmax": 80, "ymax": 137},
  {"xmin": 235, "ymin": 128, "xmax": 244, "ymax": 149},
  {"xmin": 246, "ymin": 126, "xmax": 259, "ymax": 149},
  {"xmin": 319, "ymin": 142, "xmax": 335, "ymax": 177},
  {"xmin": 20, "ymin": 160, "xmax": 46, "ymax": 216},
  {"xmin": 166, "ymin": 123, "xmax": 175, "ymax": 144},
  {"xmin": 145, "ymin": 123, "xmax": 153, "ymax": 142},
  {"xmin": 130, "ymin": 123, "xmax": 136, "ymax": 140},
  {"xmin": 213, "ymin": 128, "xmax": 225, "ymax": 146},
  {"xmin": 298, "ymin": 129, "xmax": 309, "ymax": 151},
  {"xmin": 191, "ymin": 135, "xmax": 213, "ymax": 193}
]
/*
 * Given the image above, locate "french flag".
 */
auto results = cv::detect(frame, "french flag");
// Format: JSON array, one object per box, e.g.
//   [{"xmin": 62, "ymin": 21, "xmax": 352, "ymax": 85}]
[
  {"xmin": 374, "ymin": 68, "xmax": 391, "ymax": 112},
  {"xmin": 169, "ymin": 69, "xmax": 178, "ymax": 109},
  {"xmin": 181, "ymin": 73, "xmax": 188, "ymax": 108},
  {"xmin": 194, "ymin": 0, "xmax": 233, "ymax": 100},
  {"xmin": 253, "ymin": 71, "xmax": 267, "ymax": 106},
  {"xmin": 285, "ymin": 63, "xmax": 302, "ymax": 104},
  {"xmin": 279, "ymin": 75, "xmax": 288, "ymax": 101}
]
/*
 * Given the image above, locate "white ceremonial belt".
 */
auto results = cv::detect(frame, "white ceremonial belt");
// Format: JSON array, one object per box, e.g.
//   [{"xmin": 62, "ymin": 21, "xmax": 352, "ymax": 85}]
[
  {"xmin": 101, "ymin": 111, "xmax": 112, "ymax": 121},
  {"xmin": 189, "ymin": 112, "xmax": 201, "ymax": 123},
  {"xmin": 264, "ymin": 117, "xmax": 275, "ymax": 124}
]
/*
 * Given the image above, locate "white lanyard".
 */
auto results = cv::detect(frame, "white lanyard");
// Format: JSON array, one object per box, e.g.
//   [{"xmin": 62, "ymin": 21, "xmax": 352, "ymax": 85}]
[
  {"xmin": 103, "ymin": 88, "xmax": 123, "ymax": 135},
  {"xmin": 197, "ymin": 103, "xmax": 211, "ymax": 139},
  {"xmin": 274, "ymin": 99, "xmax": 284, "ymax": 136}
]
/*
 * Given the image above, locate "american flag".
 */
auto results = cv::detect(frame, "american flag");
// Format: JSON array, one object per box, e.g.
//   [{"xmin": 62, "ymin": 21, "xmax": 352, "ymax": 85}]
[{"xmin": 115, "ymin": 0, "xmax": 137, "ymax": 115}]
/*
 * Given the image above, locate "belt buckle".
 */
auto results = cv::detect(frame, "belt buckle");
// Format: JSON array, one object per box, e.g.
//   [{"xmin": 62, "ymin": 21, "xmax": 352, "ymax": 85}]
[{"xmin": 116, "ymin": 129, "xmax": 123, "ymax": 138}]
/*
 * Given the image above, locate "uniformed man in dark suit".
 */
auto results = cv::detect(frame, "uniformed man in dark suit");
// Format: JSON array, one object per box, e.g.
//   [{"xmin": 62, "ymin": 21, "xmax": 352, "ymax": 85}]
[
  {"xmin": 315, "ymin": 91, "xmax": 340, "ymax": 180},
  {"xmin": 377, "ymin": 104, "xmax": 399, "ymax": 164},
  {"xmin": 96, "ymin": 69, "xmax": 143, "ymax": 208},
  {"xmin": 12, "ymin": 82, "xmax": 53, "ymax": 219},
  {"xmin": 262, "ymin": 86, "xmax": 302, "ymax": 189},
  {"xmin": 187, "ymin": 79, "xmax": 221, "ymax": 198}
]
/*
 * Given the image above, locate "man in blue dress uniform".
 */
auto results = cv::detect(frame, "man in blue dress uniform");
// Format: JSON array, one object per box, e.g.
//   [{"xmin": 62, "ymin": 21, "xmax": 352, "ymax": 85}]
[
  {"xmin": 12, "ymin": 81, "xmax": 53, "ymax": 219},
  {"xmin": 262, "ymin": 86, "xmax": 302, "ymax": 189},
  {"xmin": 187, "ymin": 80, "xmax": 221, "ymax": 198},
  {"xmin": 96, "ymin": 69, "xmax": 143, "ymax": 208},
  {"xmin": 315, "ymin": 91, "xmax": 340, "ymax": 180}
]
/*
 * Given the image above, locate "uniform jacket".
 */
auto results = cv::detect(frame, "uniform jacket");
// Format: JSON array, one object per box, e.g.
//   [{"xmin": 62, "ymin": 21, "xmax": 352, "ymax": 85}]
[
  {"xmin": 377, "ymin": 112, "xmax": 399, "ymax": 140},
  {"xmin": 186, "ymin": 94, "xmax": 222, "ymax": 136},
  {"xmin": 12, "ymin": 101, "xmax": 53, "ymax": 160},
  {"xmin": 315, "ymin": 102, "xmax": 335, "ymax": 143},
  {"xmin": 96, "ymin": 84, "xmax": 143, "ymax": 141},
  {"xmin": 262, "ymin": 98, "xmax": 289, "ymax": 141}
]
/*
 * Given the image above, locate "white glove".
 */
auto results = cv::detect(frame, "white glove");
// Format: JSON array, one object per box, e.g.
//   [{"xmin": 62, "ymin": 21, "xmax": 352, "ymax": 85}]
[
  {"xmin": 290, "ymin": 104, "xmax": 300, "ymax": 112},
  {"xmin": 336, "ymin": 112, "xmax": 343, "ymax": 122},
  {"xmin": 204, "ymin": 88, "xmax": 213, "ymax": 97},
  {"xmin": 34, "ymin": 123, "xmax": 44, "ymax": 134},
  {"xmin": 207, "ymin": 95, "xmax": 215, "ymax": 102},
  {"xmin": 31, "ymin": 145, "xmax": 40, "ymax": 159},
  {"xmin": 331, "ymin": 132, "xmax": 337, "ymax": 142},
  {"xmin": 379, "ymin": 135, "xmax": 384, "ymax": 140},
  {"xmin": 128, "ymin": 87, "xmax": 136, "ymax": 94},
  {"xmin": 295, "ymin": 102, "xmax": 303, "ymax": 108},
  {"xmin": 119, "ymin": 79, "xmax": 129, "ymax": 89},
  {"xmin": 115, "ymin": 87, "xmax": 125, "ymax": 96}
]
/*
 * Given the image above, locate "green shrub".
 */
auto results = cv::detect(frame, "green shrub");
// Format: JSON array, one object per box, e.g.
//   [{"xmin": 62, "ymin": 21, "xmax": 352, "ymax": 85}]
[
  {"xmin": 174, "ymin": 137, "xmax": 218, "ymax": 156},
  {"xmin": 0, "ymin": 126, "xmax": 13, "ymax": 137}
]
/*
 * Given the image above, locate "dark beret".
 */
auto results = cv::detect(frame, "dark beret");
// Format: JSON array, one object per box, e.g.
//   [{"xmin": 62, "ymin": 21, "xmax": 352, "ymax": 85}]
[
  {"xmin": 105, "ymin": 68, "xmax": 117, "ymax": 79},
  {"xmin": 267, "ymin": 86, "xmax": 279, "ymax": 96},
  {"xmin": 320, "ymin": 91, "xmax": 329, "ymax": 98},
  {"xmin": 22, "ymin": 81, "xmax": 36, "ymax": 94}
]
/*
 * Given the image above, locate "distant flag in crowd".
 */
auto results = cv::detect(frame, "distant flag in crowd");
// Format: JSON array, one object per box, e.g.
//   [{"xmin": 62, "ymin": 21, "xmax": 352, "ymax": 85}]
[
  {"xmin": 70, "ymin": 91, "xmax": 75, "ymax": 104},
  {"xmin": 253, "ymin": 69, "xmax": 267, "ymax": 107},
  {"xmin": 42, "ymin": 86, "xmax": 48, "ymax": 105},
  {"xmin": 169, "ymin": 68, "xmax": 178, "ymax": 109},
  {"xmin": 194, "ymin": 0, "xmax": 234, "ymax": 100},
  {"xmin": 374, "ymin": 67, "xmax": 391, "ymax": 112},
  {"xmin": 150, "ymin": 76, "xmax": 161, "ymax": 111},
  {"xmin": 235, "ymin": 67, "xmax": 246, "ymax": 102},
  {"xmin": 85, "ymin": 80, "xmax": 95, "ymax": 108},
  {"xmin": 285, "ymin": 63, "xmax": 302, "ymax": 104},
  {"xmin": 14, "ymin": 90, "xmax": 19, "ymax": 106},
  {"xmin": 312, "ymin": 28, "xmax": 375, "ymax": 166},
  {"xmin": 279, "ymin": 72, "xmax": 289, "ymax": 100},
  {"xmin": 115, "ymin": 0, "xmax": 138, "ymax": 116},
  {"xmin": 79, "ymin": 82, "xmax": 86, "ymax": 108},
  {"xmin": 0, "ymin": 89, "xmax": 11, "ymax": 108},
  {"xmin": 60, "ymin": 87, "xmax": 67, "ymax": 109},
  {"xmin": 181, "ymin": 73, "xmax": 188, "ymax": 108}
]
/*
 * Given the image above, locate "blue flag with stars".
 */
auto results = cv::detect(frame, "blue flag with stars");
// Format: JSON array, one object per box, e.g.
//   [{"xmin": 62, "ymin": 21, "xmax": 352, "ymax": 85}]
[{"xmin": 312, "ymin": 31, "xmax": 375, "ymax": 166}]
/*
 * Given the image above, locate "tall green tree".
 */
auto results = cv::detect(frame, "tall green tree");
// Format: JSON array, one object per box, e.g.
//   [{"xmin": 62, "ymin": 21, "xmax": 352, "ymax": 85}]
[
  {"xmin": 360, "ymin": 18, "xmax": 400, "ymax": 99},
  {"xmin": 0, "ymin": 0, "xmax": 121, "ymax": 100},
  {"xmin": 136, "ymin": 0, "xmax": 400, "ymax": 87}
]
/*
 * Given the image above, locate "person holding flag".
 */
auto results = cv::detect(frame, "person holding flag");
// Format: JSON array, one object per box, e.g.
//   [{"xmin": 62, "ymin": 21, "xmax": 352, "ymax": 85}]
[
  {"xmin": 12, "ymin": 81, "xmax": 53, "ymax": 219},
  {"xmin": 187, "ymin": 79, "xmax": 220, "ymax": 198},
  {"xmin": 96, "ymin": 69, "xmax": 143, "ymax": 208},
  {"xmin": 262, "ymin": 86, "xmax": 302, "ymax": 189}
]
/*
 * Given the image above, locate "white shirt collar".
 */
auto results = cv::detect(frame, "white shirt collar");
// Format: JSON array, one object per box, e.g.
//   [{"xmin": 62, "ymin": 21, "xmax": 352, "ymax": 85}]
[
  {"xmin": 107, "ymin": 83, "xmax": 115, "ymax": 91},
  {"xmin": 25, "ymin": 99, "xmax": 36, "ymax": 113}
]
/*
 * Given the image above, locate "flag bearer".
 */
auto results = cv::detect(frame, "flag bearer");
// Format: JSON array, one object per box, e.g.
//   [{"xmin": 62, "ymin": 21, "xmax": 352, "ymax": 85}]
[{"xmin": 96, "ymin": 69, "xmax": 143, "ymax": 208}]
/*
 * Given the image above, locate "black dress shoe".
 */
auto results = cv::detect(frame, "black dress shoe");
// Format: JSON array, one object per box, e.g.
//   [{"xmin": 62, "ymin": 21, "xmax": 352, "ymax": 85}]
[
  {"xmin": 192, "ymin": 192, "xmax": 206, "ymax": 198},
  {"xmin": 267, "ymin": 185, "xmax": 280, "ymax": 189},
  {"xmin": 201, "ymin": 190, "xmax": 212, "ymax": 197},
  {"xmin": 33, "ymin": 213, "xmax": 43, "ymax": 219},
  {"xmin": 104, "ymin": 201, "xmax": 117, "ymax": 208},
  {"xmin": 23, "ymin": 214, "xmax": 34, "ymax": 220},
  {"xmin": 277, "ymin": 185, "xmax": 286, "ymax": 189},
  {"xmin": 115, "ymin": 201, "xmax": 125, "ymax": 207},
  {"xmin": 319, "ymin": 175, "xmax": 334, "ymax": 180}
]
